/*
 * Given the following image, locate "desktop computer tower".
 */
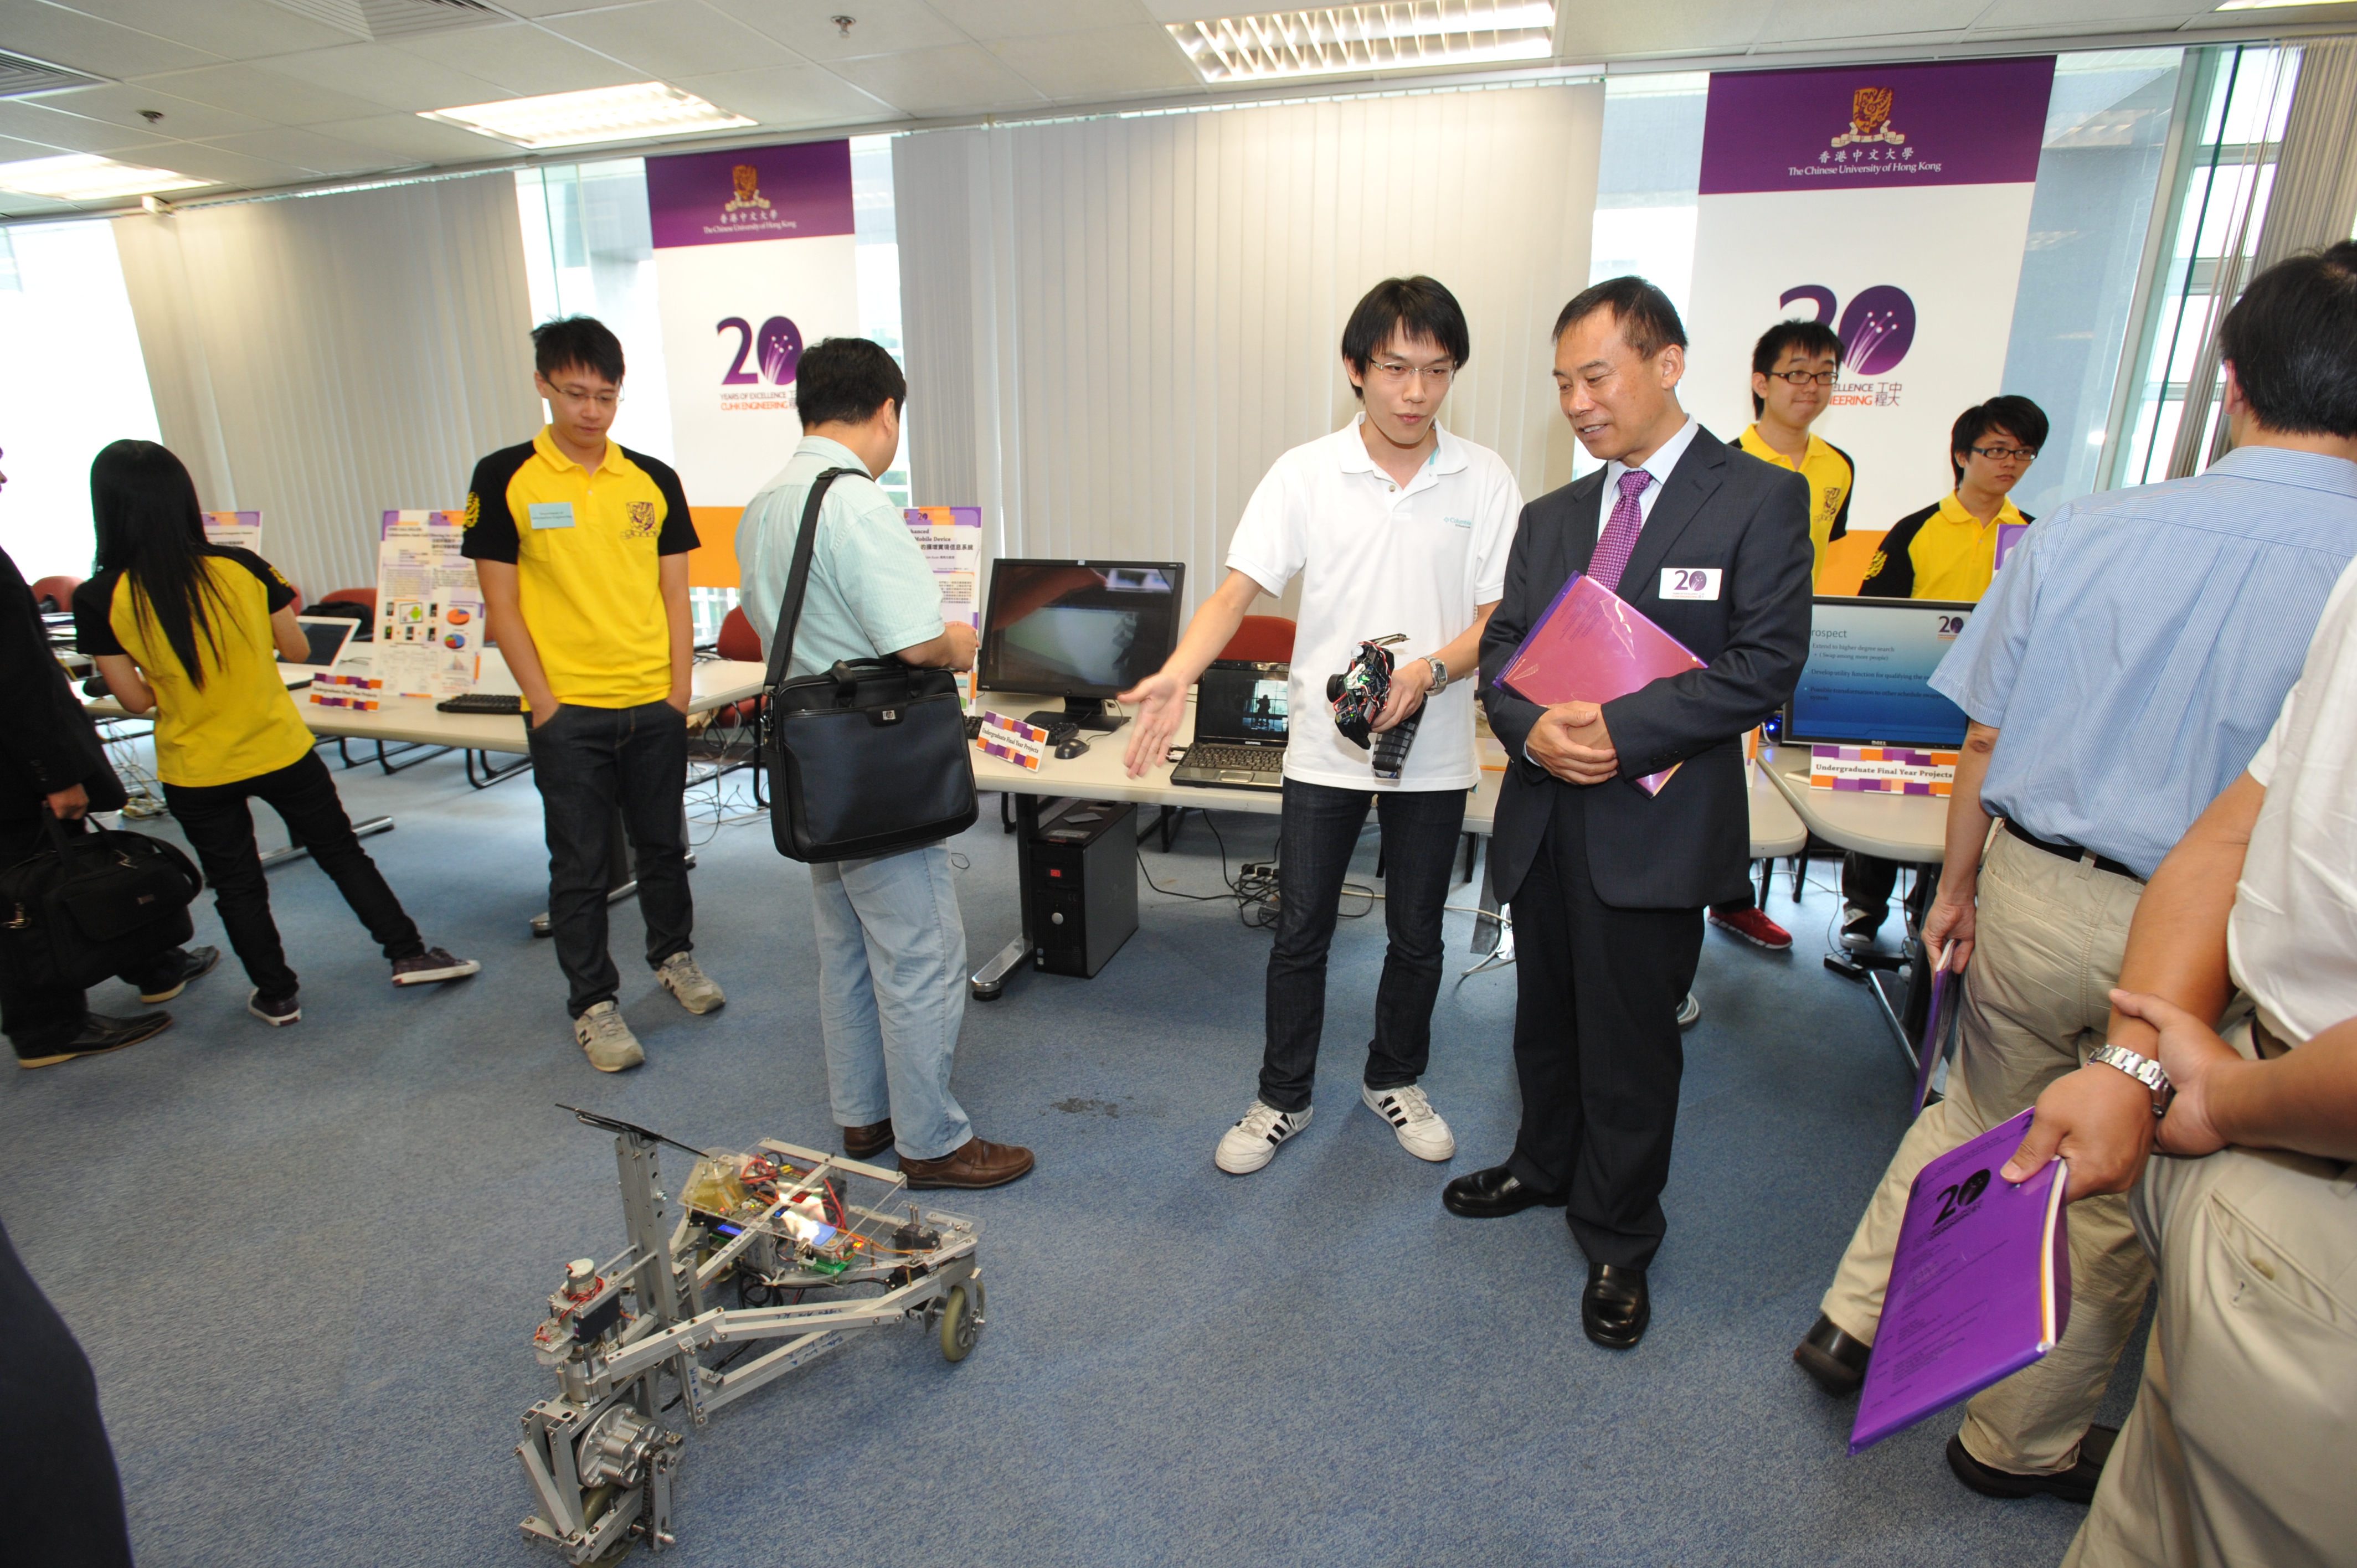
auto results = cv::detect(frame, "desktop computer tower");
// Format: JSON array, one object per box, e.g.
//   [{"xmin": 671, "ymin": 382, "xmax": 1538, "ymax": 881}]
[{"xmin": 1028, "ymin": 800, "xmax": 1138, "ymax": 978}]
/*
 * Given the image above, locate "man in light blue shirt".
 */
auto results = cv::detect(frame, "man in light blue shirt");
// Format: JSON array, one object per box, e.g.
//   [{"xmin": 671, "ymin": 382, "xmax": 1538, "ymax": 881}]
[
  {"xmin": 1798, "ymin": 243, "xmax": 2357, "ymax": 1506},
  {"xmin": 737, "ymin": 337, "xmax": 1032, "ymax": 1192}
]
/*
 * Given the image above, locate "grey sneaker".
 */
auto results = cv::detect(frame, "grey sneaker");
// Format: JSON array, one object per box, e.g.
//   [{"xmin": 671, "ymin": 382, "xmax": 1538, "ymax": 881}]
[
  {"xmin": 656, "ymin": 951, "xmax": 724, "ymax": 1014},
  {"xmin": 574, "ymin": 1000, "xmax": 645, "ymax": 1072}
]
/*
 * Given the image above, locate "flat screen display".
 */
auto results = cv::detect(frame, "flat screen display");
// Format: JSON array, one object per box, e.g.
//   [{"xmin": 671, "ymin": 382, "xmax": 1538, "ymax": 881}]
[
  {"xmin": 284, "ymin": 615, "xmax": 358, "ymax": 668},
  {"xmin": 977, "ymin": 559, "xmax": 1185, "ymax": 698},
  {"xmin": 1195, "ymin": 661, "xmax": 1289, "ymax": 745},
  {"xmin": 1785, "ymin": 596, "xmax": 1975, "ymax": 747}
]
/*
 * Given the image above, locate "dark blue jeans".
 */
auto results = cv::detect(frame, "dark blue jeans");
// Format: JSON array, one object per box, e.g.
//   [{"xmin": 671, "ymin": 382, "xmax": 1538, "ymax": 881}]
[
  {"xmin": 1259, "ymin": 778, "xmax": 1467, "ymax": 1113},
  {"xmin": 527, "ymin": 700, "xmax": 693, "ymax": 1018}
]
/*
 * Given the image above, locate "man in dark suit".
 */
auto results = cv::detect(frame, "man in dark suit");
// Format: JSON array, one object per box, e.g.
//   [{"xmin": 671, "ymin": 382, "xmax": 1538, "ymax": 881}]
[{"xmin": 1446, "ymin": 278, "xmax": 1813, "ymax": 1348}]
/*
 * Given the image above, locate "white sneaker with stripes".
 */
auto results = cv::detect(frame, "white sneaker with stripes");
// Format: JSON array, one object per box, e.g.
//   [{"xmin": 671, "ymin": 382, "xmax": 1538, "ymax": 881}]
[
  {"xmin": 1361, "ymin": 1083, "xmax": 1455, "ymax": 1162},
  {"xmin": 1214, "ymin": 1099, "xmax": 1312, "ymax": 1174}
]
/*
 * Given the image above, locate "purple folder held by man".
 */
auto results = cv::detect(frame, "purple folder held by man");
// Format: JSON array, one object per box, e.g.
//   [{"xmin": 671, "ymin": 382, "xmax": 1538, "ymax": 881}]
[
  {"xmin": 1850, "ymin": 1107, "xmax": 2073, "ymax": 1454},
  {"xmin": 1493, "ymin": 573, "xmax": 1706, "ymax": 796}
]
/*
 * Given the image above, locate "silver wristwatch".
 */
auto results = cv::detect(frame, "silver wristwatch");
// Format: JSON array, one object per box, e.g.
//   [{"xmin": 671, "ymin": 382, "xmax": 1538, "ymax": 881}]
[
  {"xmin": 1424, "ymin": 654, "xmax": 1448, "ymax": 694},
  {"xmin": 2090, "ymin": 1043, "xmax": 2172, "ymax": 1110}
]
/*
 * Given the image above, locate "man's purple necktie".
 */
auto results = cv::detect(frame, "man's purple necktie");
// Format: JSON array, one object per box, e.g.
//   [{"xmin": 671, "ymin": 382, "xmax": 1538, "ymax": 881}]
[{"xmin": 1589, "ymin": 467, "xmax": 1653, "ymax": 594}]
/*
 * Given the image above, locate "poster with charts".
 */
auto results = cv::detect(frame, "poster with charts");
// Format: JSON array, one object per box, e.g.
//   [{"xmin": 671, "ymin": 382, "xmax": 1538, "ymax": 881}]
[
  {"xmin": 374, "ymin": 510, "xmax": 482, "ymax": 699},
  {"xmin": 1685, "ymin": 59, "xmax": 2055, "ymax": 540}
]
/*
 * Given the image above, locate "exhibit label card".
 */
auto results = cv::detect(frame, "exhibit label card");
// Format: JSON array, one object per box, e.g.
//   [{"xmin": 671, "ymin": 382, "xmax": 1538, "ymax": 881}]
[{"xmin": 976, "ymin": 712, "xmax": 1047, "ymax": 771}]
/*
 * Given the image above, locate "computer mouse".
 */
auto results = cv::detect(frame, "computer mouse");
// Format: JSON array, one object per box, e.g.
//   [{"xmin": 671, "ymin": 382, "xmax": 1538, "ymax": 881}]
[{"xmin": 1054, "ymin": 738, "xmax": 1090, "ymax": 760}]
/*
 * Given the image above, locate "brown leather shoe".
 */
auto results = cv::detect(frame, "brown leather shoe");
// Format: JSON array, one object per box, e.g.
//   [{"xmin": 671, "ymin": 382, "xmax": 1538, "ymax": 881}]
[
  {"xmin": 842, "ymin": 1119, "xmax": 894, "ymax": 1159},
  {"xmin": 898, "ymin": 1137, "xmax": 1035, "ymax": 1190}
]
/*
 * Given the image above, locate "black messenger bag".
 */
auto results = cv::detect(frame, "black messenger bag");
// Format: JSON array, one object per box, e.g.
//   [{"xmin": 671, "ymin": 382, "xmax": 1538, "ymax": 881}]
[
  {"xmin": 758, "ymin": 467, "xmax": 978, "ymax": 863},
  {"xmin": 0, "ymin": 811, "xmax": 203, "ymax": 990}
]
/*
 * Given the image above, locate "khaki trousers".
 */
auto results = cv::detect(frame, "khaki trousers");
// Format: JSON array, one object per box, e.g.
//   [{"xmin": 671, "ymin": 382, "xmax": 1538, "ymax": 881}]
[
  {"xmin": 1820, "ymin": 826, "xmax": 2154, "ymax": 1473},
  {"xmin": 2063, "ymin": 1022, "xmax": 2357, "ymax": 1568}
]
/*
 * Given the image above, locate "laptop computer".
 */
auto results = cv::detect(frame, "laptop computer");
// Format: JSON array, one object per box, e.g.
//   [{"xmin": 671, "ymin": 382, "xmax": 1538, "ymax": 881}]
[
  {"xmin": 1171, "ymin": 660, "xmax": 1289, "ymax": 792},
  {"xmin": 279, "ymin": 614, "xmax": 359, "ymax": 687}
]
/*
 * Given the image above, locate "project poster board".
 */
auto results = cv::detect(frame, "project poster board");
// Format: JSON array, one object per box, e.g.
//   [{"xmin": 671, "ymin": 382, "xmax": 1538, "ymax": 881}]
[
  {"xmin": 202, "ymin": 510, "xmax": 262, "ymax": 555},
  {"xmin": 645, "ymin": 142, "xmax": 860, "ymax": 507},
  {"xmin": 905, "ymin": 507, "xmax": 983, "ymax": 629},
  {"xmin": 374, "ymin": 510, "xmax": 482, "ymax": 699},
  {"xmin": 1685, "ymin": 59, "xmax": 2056, "ymax": 539}
]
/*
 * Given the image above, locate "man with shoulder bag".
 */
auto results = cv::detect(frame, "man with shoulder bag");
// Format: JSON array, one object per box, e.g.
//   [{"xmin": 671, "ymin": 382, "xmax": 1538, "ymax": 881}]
[{"xmin": 736, "ymin": 337, "xmax": 1032, "ymax": 1190}]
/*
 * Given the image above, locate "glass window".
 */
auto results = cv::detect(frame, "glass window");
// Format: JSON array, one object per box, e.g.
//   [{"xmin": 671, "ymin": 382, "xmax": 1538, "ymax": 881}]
[
  {"xmin": 1583, "ymin": 74, "xmax": 1708, "ymax": 478},
  {"xmin": 0, "ymin": 219, "xmax": 162, "ymax": 581}
]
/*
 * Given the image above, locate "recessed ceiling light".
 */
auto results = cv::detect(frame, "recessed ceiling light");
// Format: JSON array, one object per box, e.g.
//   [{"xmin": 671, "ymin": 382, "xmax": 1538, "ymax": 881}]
[
  {"xmin": 2214, "ymin": 1, "xmax": 2352, "ymax": 8},
  {"xmin": 0, "ymin": 153, "xmax": 212, "ymax": 202},
  {"xmin": 1169, "ymin": 1, "xmax": 1556, "ymax": 84},
  {"xmin": 419, "ymin": 82, "xmax": 755, "ymax": 151}
]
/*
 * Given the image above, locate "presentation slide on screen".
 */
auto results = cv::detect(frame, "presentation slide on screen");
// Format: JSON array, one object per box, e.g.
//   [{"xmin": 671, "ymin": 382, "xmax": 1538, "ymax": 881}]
[{"xmin": 1790, "ymin": 603, "xmax": 1973, "ymax": 746}]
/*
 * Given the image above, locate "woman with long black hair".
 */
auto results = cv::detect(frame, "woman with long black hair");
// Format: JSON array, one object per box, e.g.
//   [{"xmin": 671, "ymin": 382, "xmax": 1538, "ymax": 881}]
[{"xmin": 74, "ymin": 440, "xmax": 476, "ymax": 1025}]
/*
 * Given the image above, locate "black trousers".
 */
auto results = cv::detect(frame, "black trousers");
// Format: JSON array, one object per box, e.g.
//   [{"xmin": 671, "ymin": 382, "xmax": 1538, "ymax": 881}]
[
  {"xmin": 1840, "ymin": 850, "xmax": 1925, "ymax": 931},
  {"xmin": 164, "ymin": 749, "xmax": 424, "ymax": 998},
  {"xmin": 1258, "ymin": 779, "xmax": 1466, "ymax": 1113},
  {"xmin": 526, "ymin": 701, "xmax": 693, "ymax": 1018},
  {"xmin": 0, "ymin": 1216, "xmax": 135, "ymax": 1567},
  {"xmin": 1507, "ymin": 786, "xmax": 1705, "ymax": 1271},
  {"xmin": 0, "ymin": 816, "xmax": 189, "ymax": 1057}
]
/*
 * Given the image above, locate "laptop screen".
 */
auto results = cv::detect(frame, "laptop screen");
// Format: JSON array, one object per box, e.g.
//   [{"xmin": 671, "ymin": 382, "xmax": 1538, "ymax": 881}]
[
  {"xmin": 1196, "ymin": 662, "xmax": 1290, "ymax": 746},
  {"xmin": 285, "ymin": 615, "xmax": 358, "ymax": 668},
  {"xmin": 1785, "ymin": 596, "xmax": 1975, "ymax": 748}
]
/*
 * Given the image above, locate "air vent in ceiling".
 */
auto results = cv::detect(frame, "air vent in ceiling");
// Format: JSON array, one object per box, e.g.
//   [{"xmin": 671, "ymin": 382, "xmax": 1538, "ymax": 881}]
[
  {"xmin": 265, "ymin": 0, "xmax": 503, "ymax": 41},
  {"xmin": 0, "ymin": 49, "xmax": 107, "ymax": 99}
]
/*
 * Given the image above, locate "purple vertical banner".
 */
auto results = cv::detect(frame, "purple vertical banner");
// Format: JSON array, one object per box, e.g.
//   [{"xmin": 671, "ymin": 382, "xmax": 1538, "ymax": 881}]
[
  {"xmin": 645, "ymin": 140, "xmax": 855, "ymax": 249},
  {"xmin": 1700, "ymin": 58, "xmax": 2056, "ymax": 195}
]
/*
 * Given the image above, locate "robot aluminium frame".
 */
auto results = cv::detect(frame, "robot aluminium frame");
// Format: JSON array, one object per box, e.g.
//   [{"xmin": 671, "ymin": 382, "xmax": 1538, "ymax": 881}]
[{"xmin": 517, "ymin": 1107, "xmax": 987, "ymax": 1562}]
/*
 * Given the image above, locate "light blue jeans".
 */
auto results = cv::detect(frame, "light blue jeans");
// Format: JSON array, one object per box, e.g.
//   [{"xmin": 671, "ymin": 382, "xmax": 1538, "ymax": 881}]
[{"xmin": 808, "ymin": 842, "xmax": 974, "ymax": 1161}]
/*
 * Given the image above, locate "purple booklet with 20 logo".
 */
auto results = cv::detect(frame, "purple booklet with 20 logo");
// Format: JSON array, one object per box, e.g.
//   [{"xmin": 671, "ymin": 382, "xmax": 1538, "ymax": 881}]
[{"xmin": 1850, "ymin": 1107, "xmax": 2072, "ymax": 1454}]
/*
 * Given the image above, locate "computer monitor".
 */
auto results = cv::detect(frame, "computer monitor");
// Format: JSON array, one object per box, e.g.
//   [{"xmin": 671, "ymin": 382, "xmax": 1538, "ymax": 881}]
[
  {"xmin": 976, "ymin": 559, "xmax": 1186, "ymax": 732},
  {"xmin": 1784, "ymin": 596, "xmax": 1976, "ymax": 749}
]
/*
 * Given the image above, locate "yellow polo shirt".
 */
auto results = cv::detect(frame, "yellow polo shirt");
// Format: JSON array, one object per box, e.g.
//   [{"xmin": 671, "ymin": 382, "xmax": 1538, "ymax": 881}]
[
  {"xmin": 1859, "ymin": 492, "xmax": 2030, "ymax": 603},
  {"xmin": 1736, "ymin": 425, "xmax": 1854, "ymax": 587},
  {"xmin": 460, "ymin": 429, "xmax": 698, "ymax": 708}
]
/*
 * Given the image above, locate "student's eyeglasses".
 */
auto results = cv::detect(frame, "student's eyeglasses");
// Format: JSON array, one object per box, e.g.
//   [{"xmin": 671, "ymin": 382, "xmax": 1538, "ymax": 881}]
[
  {"xmin": 548, "ymin": 386, "xmax": 622, "ymax": 410},
  {"xmin": 1366, "ymin": 359, "xmax": 1456, "ymax": 386},
  {"xmin": 1968, "ymin": 444, "xmax": 2038, "ymax": 462},
  {"xmin": 1764, "ymin": 369, "xmax": 1840, "ymax": 386}
]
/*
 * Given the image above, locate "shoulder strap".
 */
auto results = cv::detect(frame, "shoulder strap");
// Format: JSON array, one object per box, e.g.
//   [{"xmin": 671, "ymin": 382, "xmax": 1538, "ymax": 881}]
[{"xmin": 765, "ymin": 466, "xmax": 861, "ymax": 690}]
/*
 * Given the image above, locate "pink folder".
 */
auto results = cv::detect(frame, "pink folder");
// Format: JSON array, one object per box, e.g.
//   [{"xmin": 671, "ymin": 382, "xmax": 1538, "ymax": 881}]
[{"xmin": 1493, "ymin": 573, "xmax": 1706, "ymax": 796}]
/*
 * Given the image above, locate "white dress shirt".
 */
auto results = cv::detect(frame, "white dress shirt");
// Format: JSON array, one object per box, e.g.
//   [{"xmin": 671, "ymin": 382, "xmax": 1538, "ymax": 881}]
[{"xmin": 1598, "ymin": 415, "xmax": 1702, "ymax": 538}]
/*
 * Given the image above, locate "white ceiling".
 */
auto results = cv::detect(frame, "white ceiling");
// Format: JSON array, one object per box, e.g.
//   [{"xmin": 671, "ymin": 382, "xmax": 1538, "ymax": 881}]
[{"xmin": 0, "ymin": 0, "xmax": 2348, "ymax": 216}]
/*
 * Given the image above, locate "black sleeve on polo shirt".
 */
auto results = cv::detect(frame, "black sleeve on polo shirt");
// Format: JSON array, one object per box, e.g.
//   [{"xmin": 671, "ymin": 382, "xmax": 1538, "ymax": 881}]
[
  {"xmin": 214, "ymin": 546, "xmax": 296, "ymax": 612},
  {"xmin": 71, "ymin": 572, "xmax": 126, "ymax": 657},
  {"xmin": 1860, "ymin": 504, "xmax": 1935, "ymax": 599},
  {"xmin": 1825, "ymin": 440, "xmax": 1857, "ymax": 542},
  {"xmin": 627, "ymin": 448, "xmax": 701, "ymax": 556},
  {"xmin": 459, "ymin": 442, "xmax": 535, "ymax": 565}
]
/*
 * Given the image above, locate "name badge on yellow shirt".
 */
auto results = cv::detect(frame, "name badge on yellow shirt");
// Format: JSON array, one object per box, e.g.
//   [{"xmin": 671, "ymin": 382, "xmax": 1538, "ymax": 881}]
[
  {"xmin": 1660, "ymin": 567, "xmax": 1722, "ymax": 601},
  {"xmin": 528, "ymin": 502, "xmax": 577, "ymax": 530}
]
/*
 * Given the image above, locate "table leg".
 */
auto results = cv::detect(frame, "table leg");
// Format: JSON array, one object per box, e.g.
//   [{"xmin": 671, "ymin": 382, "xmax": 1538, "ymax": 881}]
[{"xmin": 971, "ymin": 792, "xmax": 1042, "ymax": 1000}]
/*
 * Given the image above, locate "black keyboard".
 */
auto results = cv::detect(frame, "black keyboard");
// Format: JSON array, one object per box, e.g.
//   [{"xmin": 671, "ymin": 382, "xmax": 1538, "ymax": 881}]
[
  {"xmin": 436, "ymin": 692, "xmax": 524, "ymax": 714},
  {"xmin": 1183, "ymin": 744, "xmax": 1280, "ymax": 772}
]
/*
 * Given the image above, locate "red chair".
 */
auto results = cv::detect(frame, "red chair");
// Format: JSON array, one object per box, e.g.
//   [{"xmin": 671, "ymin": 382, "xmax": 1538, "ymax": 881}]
[
  {"xmin": 1217, "ymin": 614, "xmax": 1295, "ymax": 662},
  {"xmin": 30, "ymin": 574, "xmax": 81, "ymax": 613},
  {"xmin": 711, "ymin": 605, "xmax": 767, "ymax": 802},
  {"xmin": 320, "ymin": 587, "xmax": 375, "ymax": 615}
]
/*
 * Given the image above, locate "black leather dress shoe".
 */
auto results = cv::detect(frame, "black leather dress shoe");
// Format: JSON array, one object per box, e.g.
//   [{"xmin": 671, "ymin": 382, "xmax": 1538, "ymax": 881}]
[
  {"xmin": 1582, "ymin": 1263, "xmax": 1650, "ymax": 1349},
  {"xmin": 16, "ymin": 1010, "xmax": 173, "ymax": 1070},
  {"xmin": 1946, "ymin": 1426, "xmax": 2116, "ymax": 1505},
  {"xmin": 1441, "ymin": 1163, "xmax": 1566, "ymax": 1218},
  {"xmin": 1794, "ymin": 1313, "xmax": 1874, "ymax": 1396},
  {"xmin": 136, "ymin": 945, "xmax": 220, "ymax": 1004}
]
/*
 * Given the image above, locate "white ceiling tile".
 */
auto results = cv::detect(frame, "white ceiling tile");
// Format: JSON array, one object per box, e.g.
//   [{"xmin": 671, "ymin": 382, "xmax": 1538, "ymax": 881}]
[
  {"xmin": 199, "ymin": 125, "xmax": 400, "ymax": 175},
  {"xmin": 248, "ymin": 42, "xmax": 509, "ymax": 112},
  {"xmin": 704, "ymin": 0, "xmax": 966, "ymax": 62},
  {"xmin": 491, "ymin": 0, "xmax": 647, "ymax": 14},
  {"xmin": 0, "ymin": 192, "xmax": 98, "ymax": 216},
  {"xmin": 827, "ymin": 41, "xmax": 1048, "ymax": 112},
  {"xmin": 955, "ymin": 0, "xmax": 1154, "ymax": 42},
  {"xmin": 990, "ymin": 24, "xmax": 1197, "ymax": 97},
  {"xmin": 42, "ymin": 0, "xmax": 364, "ymax": 58},
  {"xmin": 0, "ymin": 1, "xmax": 227, "ymax": 77},
  {"xmin": 303, "ymin": 111, "xmax": 521, "ymax": 160},
  {"xmin": 137, "ymin": 140, "xmax": 310, "ymax": 187},
  {"xmin": 25, "ymin": 82, "xmax": 277, "ymax": 138},
  {"xmin": 0, "ymin": 96, "xmax": 172, "ymax": 152},
  {"xmin": 126, "ymin": 63, "xmax": 395, "ymax": 124},
  {"xmin": 1759, "ymin": 0, "xmax": 1983, "ymax": 45},
  {"xmin": 1971, "ymin": 0, "xmax": 2213, "ymax": 20},
  {"xmin": 393, "ymin": 22, "xmax": 646, "ymax": 96},
  {"xmin": 544, "ymin": 1, "xmax": 807, "ymax": 79},
  {"xmin": 673, "ymin": 63, "xmax": 898, "ymax": 125},
  {"xmin": 1553, "ymin": 1, "xmax": 1777, "ymax": 58}
]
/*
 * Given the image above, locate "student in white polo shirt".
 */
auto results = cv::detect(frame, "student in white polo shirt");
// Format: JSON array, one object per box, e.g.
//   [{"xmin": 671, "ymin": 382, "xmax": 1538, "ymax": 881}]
[{"xmin": 1120, "ymin": 276, "xmax": 1521, "ymax": 1175}]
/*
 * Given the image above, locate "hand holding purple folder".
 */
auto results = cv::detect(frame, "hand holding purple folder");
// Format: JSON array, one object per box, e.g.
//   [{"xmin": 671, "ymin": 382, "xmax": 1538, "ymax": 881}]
[{"xmin": 1493, "ymin": 574, "xmax": 1706, "ymax": 796}]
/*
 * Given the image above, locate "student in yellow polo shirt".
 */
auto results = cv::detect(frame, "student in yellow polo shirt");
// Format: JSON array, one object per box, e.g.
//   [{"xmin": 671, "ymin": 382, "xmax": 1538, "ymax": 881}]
[
  {"xmin": 1844, "ymin": 395, "xmax": 2046, "ymax": 951},
  {"xmin": 463, "ymin": 316, "xmax": 721, "ymax": 1072}
]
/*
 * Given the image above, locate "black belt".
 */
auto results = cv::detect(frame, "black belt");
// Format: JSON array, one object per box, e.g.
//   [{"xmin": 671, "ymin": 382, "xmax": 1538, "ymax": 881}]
[{"xmin": 2003, "ymin": 818, "xmax": 2142, "ymax": 882}]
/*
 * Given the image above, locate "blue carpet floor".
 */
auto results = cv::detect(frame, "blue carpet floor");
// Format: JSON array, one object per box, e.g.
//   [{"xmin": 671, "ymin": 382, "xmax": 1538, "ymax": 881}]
[{"xmin": 0, "ymin": 746, "xmax": 2141, "ymax": 1566}]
